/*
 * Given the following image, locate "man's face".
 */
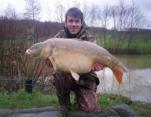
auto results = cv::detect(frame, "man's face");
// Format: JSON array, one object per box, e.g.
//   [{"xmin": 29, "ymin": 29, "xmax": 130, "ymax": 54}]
[{"xmin": 65, "ymin": 16, "xmax": 83, "ymax": 35}]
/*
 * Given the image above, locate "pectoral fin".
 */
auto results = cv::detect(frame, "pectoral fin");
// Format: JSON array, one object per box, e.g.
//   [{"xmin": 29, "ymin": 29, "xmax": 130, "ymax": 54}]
[
  {"xmin": 112, "ymin": 67, "xmax": 123, "ymax": 84},
  {"xmin": 48, "ymin": 56, "xmax": 57, "ymax": 73},
  {"xmin": 70, "ymin": 70, "xmax": 80, "ymax": 81}
]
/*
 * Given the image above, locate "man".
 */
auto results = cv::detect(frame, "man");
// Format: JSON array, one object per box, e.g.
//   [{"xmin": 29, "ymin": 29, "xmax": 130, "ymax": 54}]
[{"xmin": 53, "ymin": 7, "xmax": 103, "ymax": 113}]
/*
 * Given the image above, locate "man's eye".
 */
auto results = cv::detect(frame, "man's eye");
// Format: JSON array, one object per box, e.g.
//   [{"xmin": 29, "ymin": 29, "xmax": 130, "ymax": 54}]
[
  {"xmin": 75, "ymin": 20, "xmax": 80, "ymax": 23},
  {"xmin": 69, "ymin": 20, "xmax": 73, "ymax": 23}
]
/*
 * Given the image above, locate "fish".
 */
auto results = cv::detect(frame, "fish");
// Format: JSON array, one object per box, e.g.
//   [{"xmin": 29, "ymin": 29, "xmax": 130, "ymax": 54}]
[{"xmin": 25, "ymin": 38, "xmax": 128, "ymax": 84}]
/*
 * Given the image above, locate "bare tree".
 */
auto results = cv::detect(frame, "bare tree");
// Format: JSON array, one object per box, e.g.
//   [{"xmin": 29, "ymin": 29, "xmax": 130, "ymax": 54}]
[
  {"xmin": 101, "ymin": 5, "xmax": 110, "ymax": 45},
  {"xmin": 81, "ymin": 3, "xmax": 91, "ymax": 25},
  {"xmin": 1, "ymin": 6, "xmax": 18, "ymax": 39},
  {"xmin": 89, "ymin": 4, "xmax": 100, "ymax": 26},
  {"xmin": 109, "ymin": 0, "xmax": 131, "ymax": 48},
  {"xmin": 109, "ymin": 0, "xmax": 145, "ymax": 49},
  {"xmin": 4, "ymin": 5, "xmax": 18, "ymax": 19},
  {"xmin": 24, "ymin": 0, "xmax": 41, "ymax": 20},
  {"xmin": 108, "ymin": 5, "xmax": 118, "ymax": 48},
  {"xmin": 24, "ymin": 0, "xmax": 41, "ymax": 39},
  {"xmin": 54, "ymin": 3, "xmax": 65, "ymax": 23},
  {"xmin": 110, "ymin": 6, "xmax": 117, "ymax": 30},
  {"xmin": 116, "ymin": 0, "xmax": 128, "ymax": 48},
  {"xmin": 126, "ymin": 0, "xmax": 144, "ymax": 48}
]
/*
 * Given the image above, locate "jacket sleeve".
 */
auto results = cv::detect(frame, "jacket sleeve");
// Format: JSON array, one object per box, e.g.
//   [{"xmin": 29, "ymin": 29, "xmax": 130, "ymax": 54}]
[
  {"xmin": 87, "ymin": 34, "xmax": 96, "ymax": 43},
  {"xmin": 54, "ymin": 30, "xmax": 65, "ymax": 38}
]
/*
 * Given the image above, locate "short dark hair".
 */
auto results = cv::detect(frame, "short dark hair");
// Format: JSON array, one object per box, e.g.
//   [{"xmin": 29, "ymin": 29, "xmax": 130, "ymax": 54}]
[{"xmin": 65, "ymin": 7, "xmax": 83, "ymax": 22}]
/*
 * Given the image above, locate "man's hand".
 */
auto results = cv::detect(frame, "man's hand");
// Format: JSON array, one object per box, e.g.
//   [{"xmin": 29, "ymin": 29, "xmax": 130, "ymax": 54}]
[{"xmin": 92, "ymin": 63, "xmax": 104, "ymax": 71}]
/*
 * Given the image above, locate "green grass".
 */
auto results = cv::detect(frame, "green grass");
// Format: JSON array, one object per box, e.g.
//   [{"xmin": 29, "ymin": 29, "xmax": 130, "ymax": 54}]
[
  {"xmin": 0, "ymin": 89, "xmax": 151, "ymax": 117},
  {"xmin": 98, "ymin": 94, "xmax": 130, "ymax": 110},
  {"xmin": 0, "ymin": 89, "xmax": 58, "ymax": 109},
  {"xmin": 96, "ymin": 36, "xmax": 151, "ymax": 54},
  {"xmin": 131, "ymin": 101, "xmax": 151, "ymax": 117}
]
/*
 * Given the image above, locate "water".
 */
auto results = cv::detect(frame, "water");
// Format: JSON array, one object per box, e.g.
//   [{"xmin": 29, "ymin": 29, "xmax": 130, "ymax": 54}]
[
  {"xmin": 115, "ymin": 54, "xmax": 151, "ymax": 69},
  {"xmin": 96, "ymin": 55, "xmax": 151, "ymax": 103}
]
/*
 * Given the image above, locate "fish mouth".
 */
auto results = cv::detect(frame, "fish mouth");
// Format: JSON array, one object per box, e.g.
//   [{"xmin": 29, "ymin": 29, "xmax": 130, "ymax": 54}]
[{"xmin": 25, "ymin": 49, "xmax": 33, "ymax": 58}]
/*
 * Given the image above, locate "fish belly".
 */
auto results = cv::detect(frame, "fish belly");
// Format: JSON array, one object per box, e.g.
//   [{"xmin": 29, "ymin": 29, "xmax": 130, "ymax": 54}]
[{"xmin": 53, "ymin": 49, "xmax": 93, "ymax": 73}]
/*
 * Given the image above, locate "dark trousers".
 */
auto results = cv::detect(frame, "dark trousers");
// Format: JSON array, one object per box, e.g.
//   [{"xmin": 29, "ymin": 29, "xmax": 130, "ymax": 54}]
[{"xmin": 53, "ymin": 70, "xmax": 100, "ymax": 113}]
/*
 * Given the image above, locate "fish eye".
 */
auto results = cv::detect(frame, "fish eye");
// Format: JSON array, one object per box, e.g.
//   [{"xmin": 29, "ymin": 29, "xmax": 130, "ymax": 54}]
[{"xmin": 31, "ymin": 45, "xmax": 39, "ymax": 49}]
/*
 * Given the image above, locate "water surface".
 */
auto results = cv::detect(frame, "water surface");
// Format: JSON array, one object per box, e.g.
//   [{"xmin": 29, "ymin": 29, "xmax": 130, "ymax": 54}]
[{"xmin": 96, "ymin": 55, "xmax": 151, "ymax": 103}]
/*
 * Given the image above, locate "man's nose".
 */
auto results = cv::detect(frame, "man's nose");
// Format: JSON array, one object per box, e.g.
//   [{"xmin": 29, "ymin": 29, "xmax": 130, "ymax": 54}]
[{"xmin": 71, "ymin": 22, "xmax": 76, "ymax": 26}]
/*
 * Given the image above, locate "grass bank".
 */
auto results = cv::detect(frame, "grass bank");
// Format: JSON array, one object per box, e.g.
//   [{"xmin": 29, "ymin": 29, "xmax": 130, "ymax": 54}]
[
  {"xmin": 0, "ymin": 89, "xmax": 150, "ymax": 117},
  {"xmin": 96, "ymin": 36, "xmax": 151, "ymax": 54}
]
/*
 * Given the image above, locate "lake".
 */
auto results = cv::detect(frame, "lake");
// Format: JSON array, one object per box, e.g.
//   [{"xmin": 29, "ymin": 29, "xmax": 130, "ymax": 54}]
[{"xmin": 96, "ymin": 54, "xmax": 151, "ymax": 103}]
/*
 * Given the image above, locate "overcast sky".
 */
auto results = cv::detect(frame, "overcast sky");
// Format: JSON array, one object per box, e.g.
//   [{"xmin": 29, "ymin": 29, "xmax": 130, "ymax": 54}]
[{"xmin": 0, "ymin": 0, "xmax": 151, "ymax": 29}]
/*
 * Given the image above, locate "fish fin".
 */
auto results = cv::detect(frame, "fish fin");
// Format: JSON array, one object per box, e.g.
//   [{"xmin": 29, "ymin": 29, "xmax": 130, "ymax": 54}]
[
  {"xmin": 70, "ymin": 70, "xmax": 80, "ymax": 81},
  {"xmin": 112, "ymin": 67, "xmax": 123, "ymax": 84},
  {"xmin": 48, "ymin": 56, "xmax": 57, "ymax": 73}
]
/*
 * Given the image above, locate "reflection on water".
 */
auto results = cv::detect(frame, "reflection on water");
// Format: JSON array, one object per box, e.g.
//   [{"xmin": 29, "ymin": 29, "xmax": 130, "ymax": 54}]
[
  {"xmin": 96, "ymin": 68, "xmax": 151, "ymax": 103},
  {"xmin": 129, "ymin": 69, "xmax": 151, "ymax": 102},
  {"xmin": 96, "ymin": 55, "xmax": 151, "ymax": 103}
]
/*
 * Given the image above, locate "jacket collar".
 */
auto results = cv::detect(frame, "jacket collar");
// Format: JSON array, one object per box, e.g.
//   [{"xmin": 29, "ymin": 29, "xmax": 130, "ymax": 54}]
[{"xmin": 64, "ymin": 26, "xmax": 87, "ymax": 38}]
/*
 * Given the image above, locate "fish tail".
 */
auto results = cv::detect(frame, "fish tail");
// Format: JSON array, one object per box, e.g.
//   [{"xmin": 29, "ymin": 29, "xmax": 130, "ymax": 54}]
[{"xmin": 112, "ymin": 67, "xmax": 123, "ymax": 84}]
